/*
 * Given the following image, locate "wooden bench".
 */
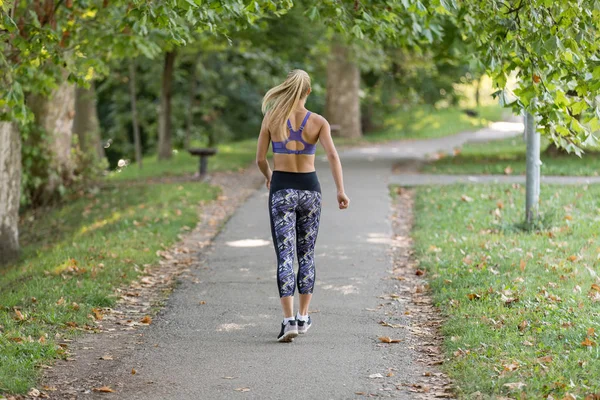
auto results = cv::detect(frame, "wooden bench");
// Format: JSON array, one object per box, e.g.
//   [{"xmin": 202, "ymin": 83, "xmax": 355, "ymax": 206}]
[{"xmin": 188, "ymin": 148, "xmax": 218, "ymax": 178}]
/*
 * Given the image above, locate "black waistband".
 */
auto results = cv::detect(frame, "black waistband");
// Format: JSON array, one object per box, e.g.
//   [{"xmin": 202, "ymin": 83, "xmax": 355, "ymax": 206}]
[{"xmin": 270, "ymin": 171, "xmax": 321, "ymax": 193}]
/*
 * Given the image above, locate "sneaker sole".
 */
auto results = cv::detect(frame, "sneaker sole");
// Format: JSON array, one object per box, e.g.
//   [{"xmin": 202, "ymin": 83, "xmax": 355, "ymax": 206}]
[
  {"xmin": 278, "ymin": 330, "xmax": 298, "ymax": 342},
  {"xmin": 298, "ymin": 325, "xmax": 311, "ymax": 334}
]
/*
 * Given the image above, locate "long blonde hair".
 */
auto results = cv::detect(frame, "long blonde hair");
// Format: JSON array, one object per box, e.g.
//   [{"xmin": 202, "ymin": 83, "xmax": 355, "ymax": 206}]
[{"xmin": 261, "ymin": 69, "xmax": 311, "ymax": 142}]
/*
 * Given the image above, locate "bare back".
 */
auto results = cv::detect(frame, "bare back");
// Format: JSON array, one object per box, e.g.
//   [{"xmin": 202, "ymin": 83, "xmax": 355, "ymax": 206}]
[{"xmin": 271, "ymin": 108, "xmax": 322, "ymax": 173}]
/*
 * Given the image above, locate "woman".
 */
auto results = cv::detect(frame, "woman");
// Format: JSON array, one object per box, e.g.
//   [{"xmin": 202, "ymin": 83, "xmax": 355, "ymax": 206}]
[{"xmin": 256, "ymin": 69, "xmax": 350, "ymax": 342}]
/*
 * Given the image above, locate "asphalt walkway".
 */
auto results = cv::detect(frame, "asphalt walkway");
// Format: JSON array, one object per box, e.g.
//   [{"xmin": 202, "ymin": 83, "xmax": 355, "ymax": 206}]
[{"xmin": 90, "ymin": 117, "xmax": 599, "ymax": 399}]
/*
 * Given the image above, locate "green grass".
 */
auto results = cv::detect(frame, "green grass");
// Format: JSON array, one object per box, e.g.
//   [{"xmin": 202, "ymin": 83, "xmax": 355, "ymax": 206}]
[
  {"xmin": 333, "ymin": 105, "xmax": 508, "ymax": 147},
  {"xmin": 107, "ymin": 138, "xmax": 257, "ymax": 182},
  {"xmin": 411, "ymin": 183, "xmax": 600, "ymax": 397},
  {"xmin": 0, "ymin": 182, "xmax": 218, "ymax": 394},
  {"xmin": 424, "ymin": 136, "xmax": 600, "ymax": 176}
]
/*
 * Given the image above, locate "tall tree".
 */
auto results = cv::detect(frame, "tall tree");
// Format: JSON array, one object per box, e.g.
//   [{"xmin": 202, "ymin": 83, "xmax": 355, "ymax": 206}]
[
  {"xmin": 27, "ymin": 80, "xmax": 77, "ymax": 200},
  {"xmin": 0, "ymin": 122, "xmax": 21, "ymax": 264},
  {"xmin": 73, "ymin": 85, "xmax": 106, "ymax": 162},
  {"xmin": 158, "ymin": 50, "xmax": 177, "ymax": 160},
  {"xmin": 129, "ymin": 61, "xmax": 143, "ymax": 168},
  {"xmin": 326, "ymin": 40, "xmax": 362, "ymax": 138}
]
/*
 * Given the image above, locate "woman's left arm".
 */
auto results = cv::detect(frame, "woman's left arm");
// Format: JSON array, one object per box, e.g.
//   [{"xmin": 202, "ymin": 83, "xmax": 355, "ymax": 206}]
[{"xmin": 256, "ymin": 116, "xmax": 272, "ymax": 189}]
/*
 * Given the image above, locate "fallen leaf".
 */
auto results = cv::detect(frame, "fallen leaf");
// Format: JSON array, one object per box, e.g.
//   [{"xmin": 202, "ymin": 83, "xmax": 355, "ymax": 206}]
[
  {"xmin": 386, "ymin": 371, "xmax": 394, "ymax": 377},
  {"xmin": 466, "ymin": 293, "xmax": 481, "ymax": 301},
  {"xmin": 497, "ymin": 201, "xmax": 504, "ymax": 209},
  {"xmin": 504, "ymin": 166, "xmax": 513, "ymax": 175},
  {"xmin": 591, "ymin": 284, "xmax": 600, "ymax": 292},
  {"xmin": 56, "ymin": 297, "xmax": 65, "ymax": 305},
  {"xmin": 588, "ymin": 327, "xmax": 596, "ymax": 337},
  {"xmin": 28, "ymin": 388, "xmax": 41, "ymax": 397},
  {"xmin": 503, "ymin": 382, "xmax": 526, "ymax": 390},
  {"xmin": 519, "ymin": 259, "xmax": 526, "ymax": 271},
  {"xmin": 568, "ymin": 255, "xmax": 578, "ymax": 262},
  {"xmin": 378, "ymin": 336, "xmax": 401, "ymax": 343},
  {"xmin": 415, "ymin": 269, "xmax": 425, "ymax": 276},
  {"xmin": 518, "ymin": 320, "xmax": 529, "ymax": 331},
  {"xmin": 100, "ymin": 355, "xmax": 113, "ymax": 360},
  {"xmin": 92, "ymin": 308, "xmax": 103, "ymax": 320},
  {"xmin": 222, "ymin": 376, "xmax": 236, "ymax": 380},
  {"xmin": 537, "ymin": 355, "xmax": 553, "ymax": 363},
  {"xmin": 199, "ymin": 301, "xmax": 206, "ymax": 305},
  {"xmin": 355, "ymin": 392, "xmax": 366, "ymax": 395},
  {"xmin": 234, "ymin": 388, "xmax": 250, "ymax": 392},
  {"xmin": 461, "ymin": 194, "xmax": 474, "ymax": 203},
  {"xmin": 93, "ymin": 386, "xmax": 115, "ymax": 393},
  {"xmin": 582, "ymin": 338, "xmax": 596, "ymax": 347},
  {"xmin": 140, "ymin": 315, "xmax": 152, "ymax": 324},
  {"xmin": 369, "ymin": 373, "xmax": 384, "ymax": 379},
  {"xmin": 503, "ymin": 362, "xmax": 519, "ymax": 372},
  {"xmin": 14, "ymin": 309, "xmax": 25, "ymax": 321},
  {"xmin": 131, "ymin": 368, "xmax": 137, "ymax": 375}
]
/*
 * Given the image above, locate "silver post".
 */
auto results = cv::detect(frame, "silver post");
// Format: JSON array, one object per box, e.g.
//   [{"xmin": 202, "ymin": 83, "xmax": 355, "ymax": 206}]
[{"xmin": 525, "ymin": 112, "xmax": 541, "ymax": 224}]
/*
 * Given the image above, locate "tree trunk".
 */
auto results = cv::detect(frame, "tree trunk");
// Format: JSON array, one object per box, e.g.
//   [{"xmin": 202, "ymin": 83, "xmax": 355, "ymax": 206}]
[
  {"xmin": 0, "ymin": 122, "xmax": 22, "ymax": 264},
  {"xmin": 186, "ymin": 62, "xmax": 198, "ymax": 150},
  {"xmin": 28, "ymin": 79, "xmax": 76, "ymax": 199},
  {"xmin": 158, "ymin": 51, "xmax": 177, "ymax": 160},
  {"xmin": 325, "ymin": 40, "xmax": 362, "ymax": 138},
  {"xmin": 475, "ymin": 76, "xmax": 482, "ymax": 107},
  {"xmin": 525, "ymin": 112, "xmax": 541, "ymax": 224},
  {"xmin": 129, "ymin": 61, "xmax": 143, "ymax": 168},
  {"xmin": 73, "ymin": 85, "xmax": 105, "ymax": 161}
]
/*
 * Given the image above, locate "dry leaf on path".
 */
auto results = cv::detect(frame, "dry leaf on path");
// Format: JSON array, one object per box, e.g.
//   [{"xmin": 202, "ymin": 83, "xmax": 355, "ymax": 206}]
[
  {"xmin": 140, "ymin": 315, "xmax": 152, "ymax": 324},
  {"xmin": 368, "ymin": 373, "xmax": 384, "ymax": 379},
  {"xmin": 99, "ymin": 355, "xmax": 113, "ymax": 360},
  {"xmin": 234, "ymin": 388, "xmax": 250, "ymax": 392},
  {"xmin": 28, "ymin": 388, "xmax": 41, "ymax": 397},
  {"xmin": 131, "ymin": 368, "xmax": 137, "ymax": 375},
  {"xmin": 93, "ymin": 386, "xmax": 115, "ymax": 393},
  {"xmin": 378, "ymin": 336, "xmax": 402, "ymax": 343}
]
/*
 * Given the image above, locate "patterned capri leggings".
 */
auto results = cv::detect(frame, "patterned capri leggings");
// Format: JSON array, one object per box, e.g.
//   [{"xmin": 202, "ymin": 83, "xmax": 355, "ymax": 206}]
[{"xmin": 269, "ymin": 171, "xmax": 322, "ymax": 298}]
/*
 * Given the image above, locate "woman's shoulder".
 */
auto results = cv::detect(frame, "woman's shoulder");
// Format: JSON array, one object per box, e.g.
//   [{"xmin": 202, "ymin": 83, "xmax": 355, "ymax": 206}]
[{"xmin": 308, "ymin": 112, "xmax": 329, "ymax": 129}]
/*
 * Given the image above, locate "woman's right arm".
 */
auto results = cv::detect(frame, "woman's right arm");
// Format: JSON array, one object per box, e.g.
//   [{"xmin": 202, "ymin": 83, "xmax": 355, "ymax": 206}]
[{"xmin": 319, "ymin": 118, "xmax": 349, "ymax": 210}]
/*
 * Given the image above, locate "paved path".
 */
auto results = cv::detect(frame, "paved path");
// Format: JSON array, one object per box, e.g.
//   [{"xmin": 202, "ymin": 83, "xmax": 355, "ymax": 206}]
[
  {"xmin": 89, "ymin": 118, "xmax": 598, "ymax": 399},
  {"xmin": 97, "ymin": 157, "xmax": 426, "ymax": 399}
]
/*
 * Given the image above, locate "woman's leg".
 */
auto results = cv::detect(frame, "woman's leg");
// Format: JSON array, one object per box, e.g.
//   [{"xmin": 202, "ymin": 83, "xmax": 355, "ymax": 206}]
[
  {"xmin": 269, "ymin": 189, "xmax": 298, "ymax": 316},
  {"xmin": 295, "ymin": 190, "xmax": 322, "ymax": 310}
]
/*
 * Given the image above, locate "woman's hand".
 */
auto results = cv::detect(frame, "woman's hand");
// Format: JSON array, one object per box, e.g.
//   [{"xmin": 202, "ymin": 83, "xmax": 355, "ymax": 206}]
[
  {"xmin": 337, "ymin": 191, "xmax": 349, "ymax": 210},
  {"xmin": 266, "ymin": 179, "xmax": 271, "ymax": 190}
]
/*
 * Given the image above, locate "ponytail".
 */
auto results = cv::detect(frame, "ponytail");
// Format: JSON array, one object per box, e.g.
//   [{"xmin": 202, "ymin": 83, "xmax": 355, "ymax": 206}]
[{"xmin": 262, "ymin": 69, "xmax": 311, "ymax": 142}]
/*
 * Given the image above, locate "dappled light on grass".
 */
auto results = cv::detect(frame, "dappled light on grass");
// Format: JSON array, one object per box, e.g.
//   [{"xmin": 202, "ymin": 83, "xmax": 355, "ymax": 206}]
[{"xmin": 78, "ymin": 211, "xmax": 122, "ymax": 235}]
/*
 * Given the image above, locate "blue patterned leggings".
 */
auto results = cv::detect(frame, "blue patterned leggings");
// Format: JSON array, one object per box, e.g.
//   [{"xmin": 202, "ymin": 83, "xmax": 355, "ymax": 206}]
[{"xmin": 269, "ymin": 189, "xmax": 322, "ymax": 298}]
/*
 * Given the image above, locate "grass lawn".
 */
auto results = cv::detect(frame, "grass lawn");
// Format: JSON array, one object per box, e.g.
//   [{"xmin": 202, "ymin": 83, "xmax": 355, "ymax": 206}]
[
  {"xmin": 333, "ymin": 105, "xmax": 508, "ymax": 147},
  {"xmin": 0, "ymin": 182, "xmax": 218, "ymax": 394},
  {"xmin": 106, "ymin": 138, "xmax": 257, "ymax": 183},
  {"xmin": 411, "ymin": 183, "xmax": 600, "ymax": 397},
  {"xmin": 423, "ymin": 136, "xmax": 600, "ymax": 176}
]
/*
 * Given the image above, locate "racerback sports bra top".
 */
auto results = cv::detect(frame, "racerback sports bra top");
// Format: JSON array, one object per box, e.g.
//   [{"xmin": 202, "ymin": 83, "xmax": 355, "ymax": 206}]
[{"xmin": 271, "ymin": 111, "xmax": 317, "ymax": 155}]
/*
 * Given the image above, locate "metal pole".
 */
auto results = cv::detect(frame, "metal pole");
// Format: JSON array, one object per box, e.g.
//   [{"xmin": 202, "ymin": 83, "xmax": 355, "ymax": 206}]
[{"xmin": 525, "ymin": 112, "xmax": 540, "ymax": 224}]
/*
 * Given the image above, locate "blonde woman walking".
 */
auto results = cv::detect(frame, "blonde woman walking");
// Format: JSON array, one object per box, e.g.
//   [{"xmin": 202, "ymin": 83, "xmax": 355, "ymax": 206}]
[{"xmin": 256, "ymin": 69, "xmax": 350, "ymax": 342}]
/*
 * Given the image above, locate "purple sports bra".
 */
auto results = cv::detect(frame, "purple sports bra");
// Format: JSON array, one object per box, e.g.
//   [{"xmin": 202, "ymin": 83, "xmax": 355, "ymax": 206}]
[{"xmin": 272, "ymin": 111, "xmax": 317, "ymax": 155}]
